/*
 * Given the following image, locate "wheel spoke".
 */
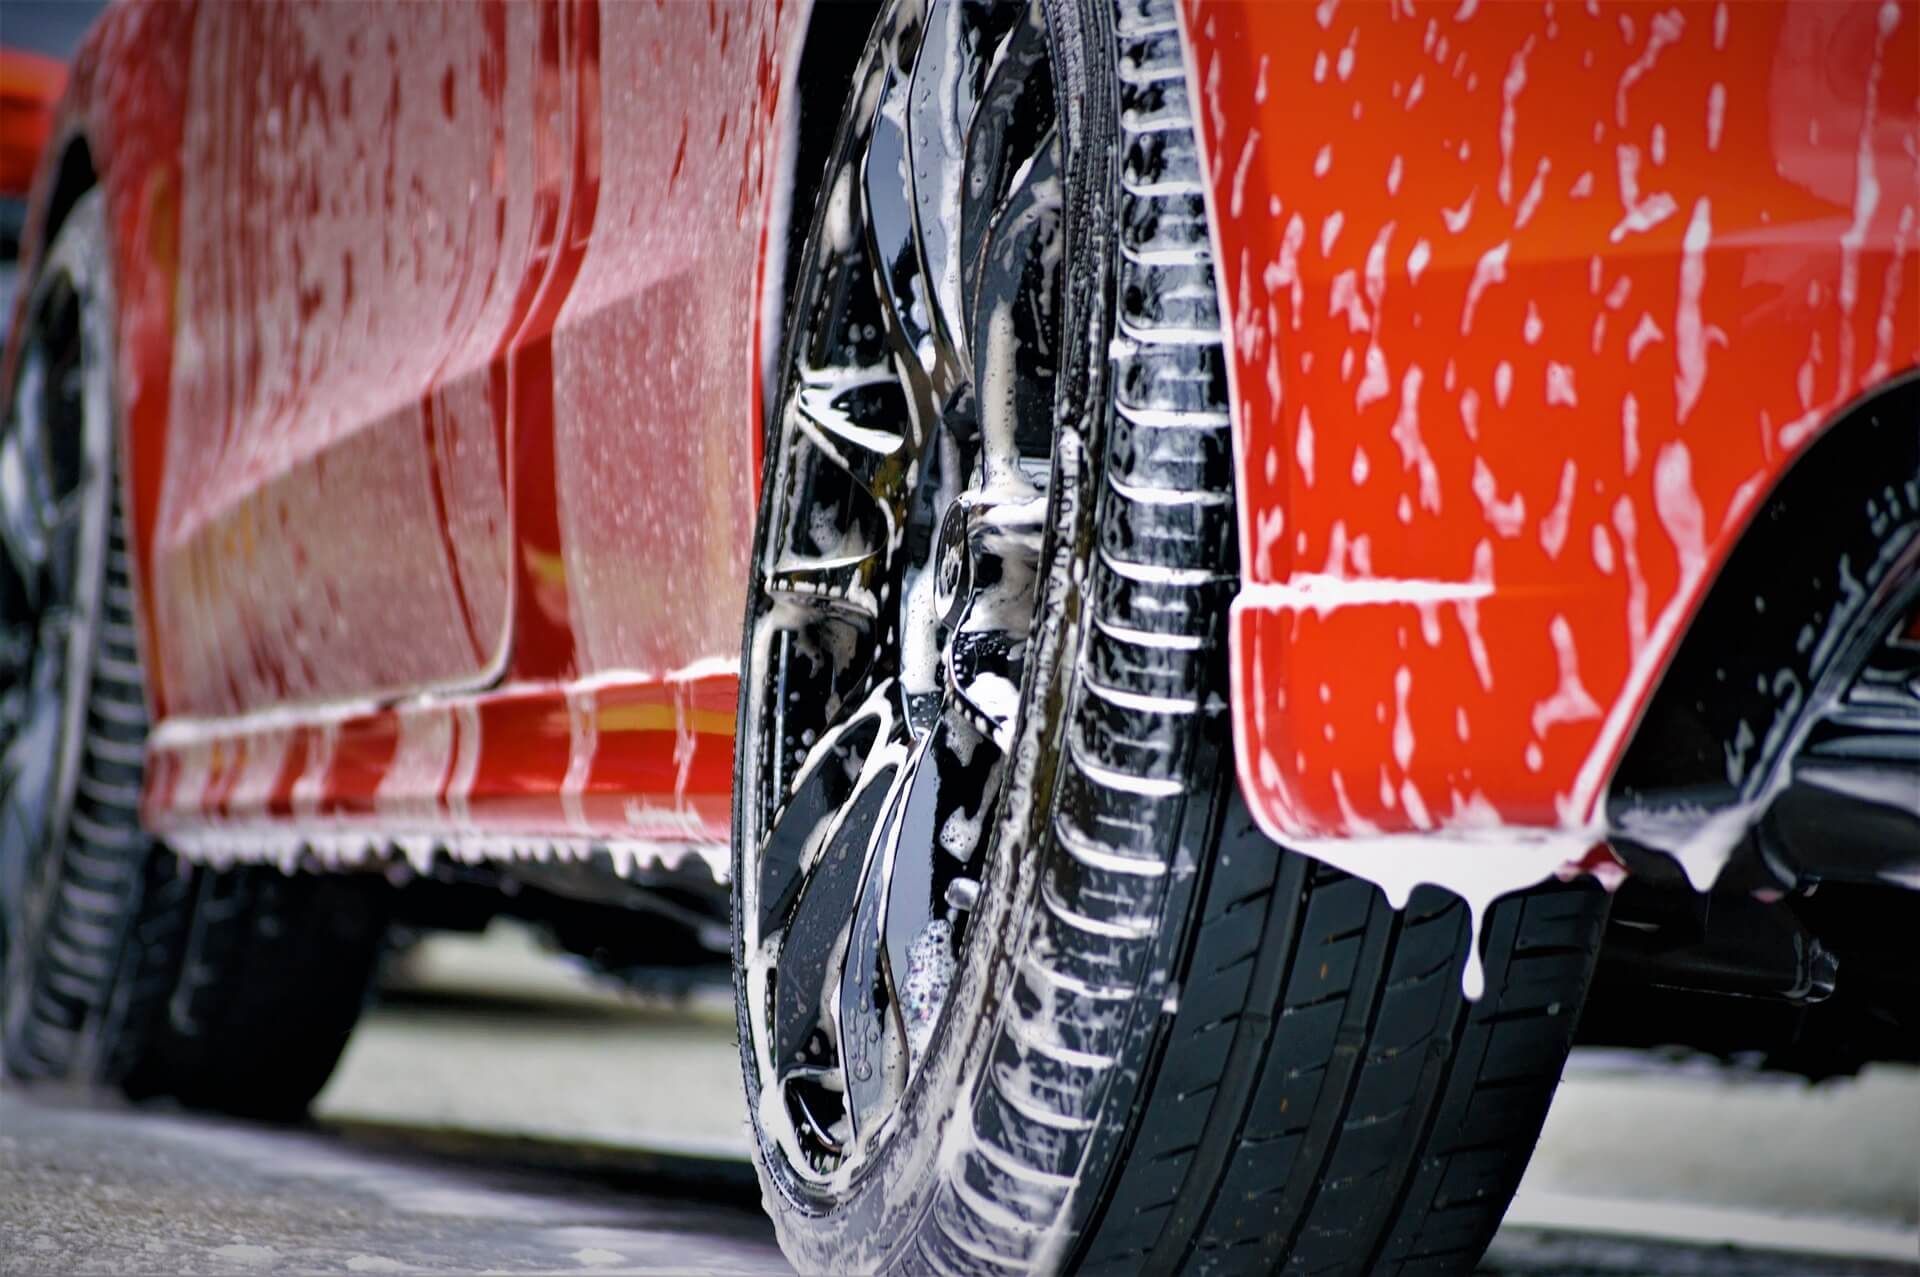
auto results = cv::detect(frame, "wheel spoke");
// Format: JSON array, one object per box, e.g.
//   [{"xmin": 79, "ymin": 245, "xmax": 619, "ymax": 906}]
[
  {"xmin": 938, "ymin": 490, "xmax": 1046, "ymax": 743},
  {"xmin": 0, "ymin": 537, "xmax": 32, "ymax": 692},
  {"xmin": 903, "ymin": 0, "xmax": 970, "ymax": 367},
  {"xmin": 863, "ymin": 61, "xmax": 937, "ymax": 380},
  {"xmin": 834, "ymin": 710, "xmax": 999, "ymax": 1137},
  {"xmin": 0, "ymin": 350, "xmax": 55, "ymax": 594},
  {"xmin": 0, "ymin": 625, "xmax": 65, "ymax": 870},
  {"xmin": 757, "ymin": 705, "xmax": 884, "ymax": 936},
  {"xmin": 766, "ymin": 548, "xmax": 885, "ymax": 622},
  {"xmin": 959, "ymin": 2, "xmax": 1053, "ymax": 344},
  {"xmin": 880, "ymin": 717, "xmax": 986, "ymax": 1049},
  {"xmin": 771, "ymin": 709, "xmax": 907, "ymax": 1079},
  {"xmin": 863, "ymin": 39, "xmax": 978, "ymax": 460},
  {"xmin": 834, "ymin": 735, "xmax": 922, "ymax": 1136},
  {"xmin": 969, "ymin": 121, "xmax": 1063, "ymax": 490},
  {"xmin": 792, "ymin": 370, "xmax": 911, "ymax": 508}
]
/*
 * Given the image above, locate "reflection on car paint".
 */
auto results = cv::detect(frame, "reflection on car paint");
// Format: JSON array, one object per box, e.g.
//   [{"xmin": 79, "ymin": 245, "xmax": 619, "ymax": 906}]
[{"xmin": 1, "ymin": 1, "xmax": 799, "ymax": 869}]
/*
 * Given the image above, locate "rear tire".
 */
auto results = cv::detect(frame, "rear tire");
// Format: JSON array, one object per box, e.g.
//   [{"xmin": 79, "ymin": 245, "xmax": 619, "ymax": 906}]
[
  {"xmin": 121, "ymin": 866, "xmax": 390, "ymax": 1122},
  {"xmin": 738, "ymin": 2, "xmax": 1607, "ymax": 1273},
  {"xmin": 0, "ymin": 189, "xmax": 386, "ymax": 1118}
]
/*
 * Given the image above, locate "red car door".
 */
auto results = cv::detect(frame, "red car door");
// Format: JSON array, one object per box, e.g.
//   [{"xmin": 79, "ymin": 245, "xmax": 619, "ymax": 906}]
[
  {"xmin": 142, "ymin": 1, "xmax": 798, "ymax": 857},
  {"xmin": 154, "ymin": 2, "xmax": 547, "ymax": 719}
]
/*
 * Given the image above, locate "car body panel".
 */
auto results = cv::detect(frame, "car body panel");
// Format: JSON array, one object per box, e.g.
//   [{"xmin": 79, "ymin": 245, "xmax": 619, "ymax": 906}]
[
  {"xmin": 6, "ymin": 1, "xmax": 199, "ymax": 739},
  {"xmin": 1, "ymin": 48, "xmax": 66, "ymax": 199},
  {"xmin": 7, "ymin": 0, "xmax": 793, "ymax": 869},
  {"xmin": 8, "ymin": 0, "xmax": 1915, "ymax": 880},
  {"xmin": 1183, "ymin": 0, "xmax": 1919, "ymax": 856},
  {"xmin": 158, "ymin": 1, "xmax": 529, "ymax": 715}
]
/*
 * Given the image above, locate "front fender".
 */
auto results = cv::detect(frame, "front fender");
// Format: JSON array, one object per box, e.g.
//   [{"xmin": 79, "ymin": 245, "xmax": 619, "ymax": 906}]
[{"xmin": 3, "ymin": 0, "xmax": 197, "ymax": 720}]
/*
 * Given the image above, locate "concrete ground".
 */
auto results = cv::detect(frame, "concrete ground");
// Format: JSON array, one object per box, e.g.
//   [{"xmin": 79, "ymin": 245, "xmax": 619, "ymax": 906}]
[{"xmin": 2, "ymin": 922, "xmax": 1915, "ymax": 1275}]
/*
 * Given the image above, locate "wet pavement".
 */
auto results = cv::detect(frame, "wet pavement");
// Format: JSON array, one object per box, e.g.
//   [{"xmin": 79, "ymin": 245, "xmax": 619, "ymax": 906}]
[
  {"xmin": 3, "ymin": 925, "xmax": 1916, "ymax": 1275},
  {"xmin": 0, "ymin": 1093, "xmax": 783, "ymax": 1276}
]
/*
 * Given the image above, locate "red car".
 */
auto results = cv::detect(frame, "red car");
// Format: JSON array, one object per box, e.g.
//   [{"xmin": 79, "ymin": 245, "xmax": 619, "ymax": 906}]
[{"xmin": 3, "ymin": 1, "xmax": 1915, "ymax": 1272}]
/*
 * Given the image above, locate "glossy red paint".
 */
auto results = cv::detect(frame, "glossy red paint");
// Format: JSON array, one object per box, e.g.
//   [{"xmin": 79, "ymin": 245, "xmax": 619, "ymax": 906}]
[
  {"xmin": 1185, "ymin": 0, "xmax": 1919, "ymax": 848},
  {"xmin": 7, "ymin": 0, "xmax": 798, "ymax": 864},
  {"xmin": 0, "ymin": 49, "xmax": 66, "ymax": 198},
  {"xmin": 143, "ymin": 671, "xmax": 737, "ymax": 869}
]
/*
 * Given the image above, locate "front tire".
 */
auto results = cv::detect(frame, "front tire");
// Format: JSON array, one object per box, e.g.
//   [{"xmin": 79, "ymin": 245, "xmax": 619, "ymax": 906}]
[{"xmin": 735, "ymin": 2, "xmax": 1607, "ymax": 1272}]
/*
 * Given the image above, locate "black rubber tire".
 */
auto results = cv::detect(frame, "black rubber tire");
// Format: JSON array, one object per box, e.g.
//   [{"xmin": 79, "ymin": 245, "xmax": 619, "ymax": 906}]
[
  {"xmin": 746, "ymin": 1, "xmax": 1608, "ymax": 1272},
  {"xmin": 0, "ymin": 188, "xmax": 182, "ymax": 1086},
  {"xmin": 0, "ymin": 189, "xmax": 387, "ymax": 1119},
  {"xmin": 120, "ymin": 865, "xmax": 390, "ymax": 1122},
  {"xmin": 0, "ymin": 478, "xmax": 184, "ymax": 1087},
  {"xmin": 1071, "ymin": 813, "xmax": 1608, "ymax": 1276}
]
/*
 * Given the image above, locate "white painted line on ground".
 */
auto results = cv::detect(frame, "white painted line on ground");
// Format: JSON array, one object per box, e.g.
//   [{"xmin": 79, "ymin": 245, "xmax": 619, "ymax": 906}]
[{"xmin": 1504, "ymin": 1187, "xmax": 1920, "ymax": 1266}]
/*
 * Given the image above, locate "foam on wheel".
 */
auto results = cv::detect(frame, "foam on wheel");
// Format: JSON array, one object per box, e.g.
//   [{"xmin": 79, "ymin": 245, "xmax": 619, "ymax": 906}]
[
  {"xmin": 0, "ymin": 189, "xmax": 388, "ymax": 1117},
  {"xmin": 737, "ymin": 1, "xmax": 1610, "ymax": 1270}
]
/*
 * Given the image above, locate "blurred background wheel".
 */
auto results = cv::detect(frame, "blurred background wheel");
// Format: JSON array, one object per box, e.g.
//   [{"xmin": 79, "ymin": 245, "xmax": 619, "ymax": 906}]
[{"xmin": 0, "ymin": 187, "xmax": 388, "ymax": 1118}]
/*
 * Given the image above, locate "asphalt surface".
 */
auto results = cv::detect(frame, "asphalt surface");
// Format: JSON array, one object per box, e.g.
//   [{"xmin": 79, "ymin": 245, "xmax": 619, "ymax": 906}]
[{"xmin": 3, "ymin": 924, "xmax": 1916, "ymax": 1275}]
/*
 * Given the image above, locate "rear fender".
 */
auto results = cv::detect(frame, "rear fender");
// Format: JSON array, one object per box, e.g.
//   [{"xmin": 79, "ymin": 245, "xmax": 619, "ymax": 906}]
[{"xmin": 1183, "ymin": 1, "xmax": 1920, "ymax": 868}]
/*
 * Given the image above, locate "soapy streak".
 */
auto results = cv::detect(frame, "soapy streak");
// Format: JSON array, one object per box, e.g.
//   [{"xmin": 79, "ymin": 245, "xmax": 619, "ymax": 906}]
[{"xmin": 1237, "ymin": 574, "xmax": 1494, "ymax": 612}]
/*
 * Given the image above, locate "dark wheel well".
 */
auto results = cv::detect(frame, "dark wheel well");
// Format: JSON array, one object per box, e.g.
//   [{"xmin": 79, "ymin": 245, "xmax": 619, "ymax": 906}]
[
  {"xmin": 1607, "ymin": 369, "xmax": 1920, "ymax": 890},
  {"xmin": 41, "ymin": 137, "xmax": 98, "ymax": 248}
]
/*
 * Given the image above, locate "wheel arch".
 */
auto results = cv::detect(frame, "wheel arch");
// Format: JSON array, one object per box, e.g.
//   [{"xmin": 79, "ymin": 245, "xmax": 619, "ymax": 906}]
[
  {"xmin": 1608, "ymin": 368, "xmax": 1920, "ymax": 891},
  {"xmin": 38, "ymin": 130, "xmax": 98, "ymax": 253}
]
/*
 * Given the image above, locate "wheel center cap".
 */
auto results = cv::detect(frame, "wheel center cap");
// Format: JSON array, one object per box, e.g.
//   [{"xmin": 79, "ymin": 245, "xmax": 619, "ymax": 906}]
[{"xmin": 933, "ymin": 500, "xmax": 972, "ymax": 631}]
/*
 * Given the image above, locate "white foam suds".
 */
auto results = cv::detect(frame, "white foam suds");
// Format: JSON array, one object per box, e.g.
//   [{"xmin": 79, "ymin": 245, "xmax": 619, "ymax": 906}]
[
  {"xmin": 1546, "ymin": 361, "xmax": 1578, "ymax": 406},
  {"xmin": 1391, "ymin": 368, "xmax": 1441, "ymax": 513},
  {"xmin": 1590, "ymin": 523, "xmax": 1616, "ymax": 574},
  {"xmin": 1321, "ymin": 210, "xmax": 1345, "ymax": 257},
  {"xmin": 1673, "ymin": 198, "xmax": 1716, "ymax": 422},
  {"xmin": 1497, "ymin": 37, "xmax": 1535, "ymax": 206},
  {"xmin": 1538, "ymin": 460, "xmax": 1577, "ymax": 558},
  {"xmin": 1626, "ymin": 312, "xmax": 1665, "ymax": 363},
  {"xmin": 1460, "ymin": 241, "xmax": 1509, "ymax": 334},
  {"xmin": 1296, "ymin": 405, "xmax": 1317, "ymax": 484},
  {"xmin": 1608, "ymin": 144, "xmax": 1677, "ymax": 243},
  {"xmin": 1442, "ymin": 188, "xmax": 1477, "ymax": 234},
  {"xmin": 1471, "ymin": 457, "xmax": 1526, "ymax": 537},
  {"xmin": 1614, "ymin": 8, "xmax": 1685, "ymax": 128},
  {"xmin": 1835, "ymin": 1, "xmax": 1900, "ymax": 391},
  {"xmin": 1532, "ymin": 616, "xmax": 1603, "ymax": 738},
  {"xmin": 1237, "ymin": 572, "xmax": 1493, "ymax": 617},
  {"xmin": 1391, "ymin": 666, "xmax": 1415, "ymax": 769},
  {"xmin": 1284, "ymin": 822, "xmax": 1602, "ymax": 1001}
]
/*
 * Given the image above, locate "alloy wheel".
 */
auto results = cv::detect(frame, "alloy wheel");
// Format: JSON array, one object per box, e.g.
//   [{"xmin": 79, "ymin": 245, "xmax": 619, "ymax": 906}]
[{"xmin": 738, "ymin": 0, "xmax": 1064, "ymax": 1185}]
